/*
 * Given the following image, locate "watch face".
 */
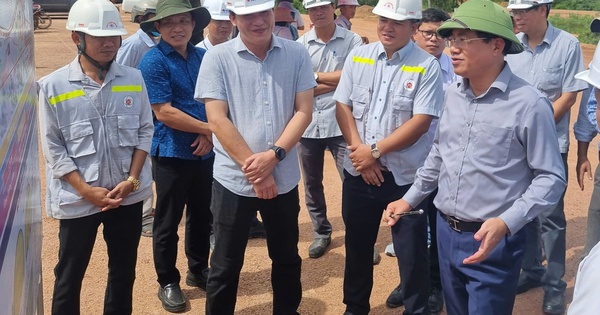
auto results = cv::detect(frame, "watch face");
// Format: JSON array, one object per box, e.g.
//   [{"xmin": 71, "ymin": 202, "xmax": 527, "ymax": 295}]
[{"xmin": 372, "ymin": 150, "xmax": 381, "ymax": 159}]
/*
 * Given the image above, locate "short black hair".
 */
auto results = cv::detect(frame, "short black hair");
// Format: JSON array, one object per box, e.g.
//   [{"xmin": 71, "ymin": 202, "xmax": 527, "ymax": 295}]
[
  {"xmin": 419, "ymin": 8, "xmax": 451, "ymax": 26},
  {"xmin": 475, "ymin": 31, "xmax": 512, "ymax": 55}
]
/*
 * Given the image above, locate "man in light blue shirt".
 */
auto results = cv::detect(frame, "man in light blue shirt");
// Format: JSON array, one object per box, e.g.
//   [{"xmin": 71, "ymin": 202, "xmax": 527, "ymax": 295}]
[
  {"xmin": 296, "ymin": 0, "xmax": 362, "ymax": 260},
  {"xmin": 195, "ymin": 0, "xmax": 315, "ymax": 313},
  {"xmin": 505, "ymin": 1, "xmax": 587, "ymax": 313},
  {"xmin": 333, "ymin": 0, "xmax": 444, "ymax": 313},
  {"xmin": 386, "ymin": 1, "xmax": 566, "ymax": 313}
]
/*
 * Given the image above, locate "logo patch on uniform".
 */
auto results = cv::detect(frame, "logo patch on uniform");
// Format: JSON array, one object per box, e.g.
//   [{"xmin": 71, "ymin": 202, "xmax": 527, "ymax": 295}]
[
  {"xmin": 404, "ymin": 79, "xmax": 415, "ymax": 91},
  {"xmin": 124, "ymin": 96, "xmax": 133, "ymax": 108},
  {"xmin": 384, "ymin": 2, "xmax": 394, "ymax": 9}
]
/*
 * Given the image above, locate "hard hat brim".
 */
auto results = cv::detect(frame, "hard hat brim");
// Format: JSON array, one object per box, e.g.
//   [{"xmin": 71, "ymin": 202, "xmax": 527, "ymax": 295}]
[
  {"xmin": 372, "ymin": 6, "xmax": 415, "ymax": 21},
  {"xmin": 227, "ymin": 1, "xmax": 274, "ymax": 15},
  {"xmin": 304, "ymin": 1, "xmax": 332, "ymax": 9},
  {"xmin": 141, "ymin": 5, "xmax": 211, "ymax": 35},
  {"xmin": 84, "ymin": 29, "xmax": 129, "ymax": 36},
  {"xmin": 575, "ymin": 70, "xmax": 600, "ymax": 89},
  {"xmin": 437, "ymin": 17, "xmax": 524, "ymax": 54}
]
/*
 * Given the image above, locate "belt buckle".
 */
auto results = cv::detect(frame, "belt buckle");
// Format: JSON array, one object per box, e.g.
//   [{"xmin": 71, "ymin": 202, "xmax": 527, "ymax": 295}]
[{"xmin": 447, "ymin": 216, "xmax": 461, "ymax": 233}]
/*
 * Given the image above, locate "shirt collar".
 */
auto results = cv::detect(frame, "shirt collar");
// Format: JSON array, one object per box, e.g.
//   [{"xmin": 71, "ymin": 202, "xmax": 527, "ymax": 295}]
[
  {"xmin": 519, "ymin": 21, "xmax": 558, "ymax": 49},
  {"xmin": 157, "ymin": 38, "xmax": 196, "ymax": 57},
  {"xmin": 137, "ymin": 28, "xmax": 157, "ymax": 48},
  {"xmin": 67, "ymin": 55, "xmax": 123, "ymax": 83},
  {"xmin": 337, "ymin": 15, "xmax": 351, "ymax": 27},
  {"xmin": 376, "ymin": 40, "xmax": 414, "ymax": 61},
  {"xmin": 460, "ymin": 62, "xmax": 511, "ymax": 98},
  {"xmin": 233, "ymin": 34, "xmax": 281, "ymax": 56},
  {"xmin": 439, "ymin": 53, "xmax": 453, "ymax": 75},
  {"xmin": 306, "ymin": 25, "xmax": 345, "ymax": 44}
]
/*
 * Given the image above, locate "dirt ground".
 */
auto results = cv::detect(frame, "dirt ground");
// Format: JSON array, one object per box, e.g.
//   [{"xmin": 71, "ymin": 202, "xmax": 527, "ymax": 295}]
[{"xmin": 34, "ymin": 7, "xmax": 598, "ymax": 315}]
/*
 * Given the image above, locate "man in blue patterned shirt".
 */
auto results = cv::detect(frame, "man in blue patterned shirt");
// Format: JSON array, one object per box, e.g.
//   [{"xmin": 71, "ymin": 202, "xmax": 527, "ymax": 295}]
[{"xmin": 138, "ymin": 0, "xmax": 211, "ymax": 312}]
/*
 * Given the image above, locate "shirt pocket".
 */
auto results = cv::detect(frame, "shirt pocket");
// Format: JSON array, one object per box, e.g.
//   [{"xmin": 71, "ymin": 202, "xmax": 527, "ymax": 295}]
[
  {"xmin": 116, "ymin": 115, "xmax": 140, "ymax": 147},
  {"xmin": 539, "ymin": 67, "xmax": 563, "ymax": 96},
  {"xmin": 350, "ymin": 84, "xmax": 370, "ymax": 120},
  {"xmin": 61, "ymin": 121, "xmax": 96, "ymax": 158},
  {"xmin": 472, "ymin": 123, "xmax": 514, "ymax": 167},
  {"xmin": 391, "ymin": 94, "xmax": 413, "ymax": 128}
]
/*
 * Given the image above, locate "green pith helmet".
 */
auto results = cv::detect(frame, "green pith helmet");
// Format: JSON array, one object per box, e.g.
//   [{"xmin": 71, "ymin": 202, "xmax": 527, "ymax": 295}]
[{"xmin": 437, "ymin": 0, "xmax": 524, "ymax": 54}]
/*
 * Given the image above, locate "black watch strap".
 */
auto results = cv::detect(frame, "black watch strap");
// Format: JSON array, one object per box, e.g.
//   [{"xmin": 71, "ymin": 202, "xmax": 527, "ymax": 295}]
[{"xmin": 270, "ymin": 146, "xmax": 286, "ymax": 161}]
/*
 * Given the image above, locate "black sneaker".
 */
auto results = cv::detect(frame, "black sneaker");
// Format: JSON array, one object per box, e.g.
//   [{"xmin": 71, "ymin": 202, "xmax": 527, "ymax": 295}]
[
  {"xmin": 386, "ymin": 284, "xmax": 404, "ymax": 308},
  {"xmin": 186, "ymin": 268, "xmax": 209, "ymax": 291}
]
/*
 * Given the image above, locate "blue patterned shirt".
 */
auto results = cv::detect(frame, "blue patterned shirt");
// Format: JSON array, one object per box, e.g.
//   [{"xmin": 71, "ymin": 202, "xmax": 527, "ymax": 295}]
[{"xmin": 139, "ymin": 39, "xmax": 213, "ymax": 160}]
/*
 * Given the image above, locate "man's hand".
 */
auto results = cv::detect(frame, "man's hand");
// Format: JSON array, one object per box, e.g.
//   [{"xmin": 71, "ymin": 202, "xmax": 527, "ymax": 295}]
[
  {"xmin": 577, "ymin": 157, "xmax": 592, "ymax": 190},
  {"xmin": 359, "ymin": 162, "xmax": 384, "ymax": 187},
  {"xmin": 463, "ymin": 217, "xmax": 509, "ymax": 264},
  {"xmin": 191, "ymin": 134, "xmax": 213, "ymax": 156},
  {"xmin": 81, "ymin": 186, "xmax": 123, "ymax": 211},
  {"xmin": 383, "ymin": 199, "xmax": 412, "ymax": 227},
  {"xmin": 253, "ymin": 174, "xmax": 278, "ymax": 199},
  {"xmin": 348, "ymin": 143, "xmax": 376, "ymax": 172},
  {"xmin": 242, "ymin": 150, "xmax": 278, "ymax": 184}
]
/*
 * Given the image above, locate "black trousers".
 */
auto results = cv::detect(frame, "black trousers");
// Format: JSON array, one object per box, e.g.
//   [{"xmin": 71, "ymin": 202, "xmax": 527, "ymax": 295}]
[
  {"xmin": 206, "ymin": 181, "xmax": 302, "ymax": 315},
  {"xmin": 52, "ymin": 202, "xmax": 142, "ymax": 315},
  {"xmin": 152, "ymin": 156, "xmax": 213, "ymax": 286},
  {"xmin": 342, "ymin": 171, "xmax": 430, "ymax": 315}
]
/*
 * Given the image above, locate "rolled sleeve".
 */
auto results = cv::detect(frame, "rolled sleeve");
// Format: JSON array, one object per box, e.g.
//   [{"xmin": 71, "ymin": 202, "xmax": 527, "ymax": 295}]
[{"xmin": 574, "ymin": 85, "xmax": 597, "ymax": 142}]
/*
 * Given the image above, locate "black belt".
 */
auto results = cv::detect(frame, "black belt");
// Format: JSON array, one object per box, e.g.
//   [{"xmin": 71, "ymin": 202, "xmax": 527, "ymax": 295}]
[{"xmin": 440, "ymin": 212, "xmax": 483, "ymax": 233}]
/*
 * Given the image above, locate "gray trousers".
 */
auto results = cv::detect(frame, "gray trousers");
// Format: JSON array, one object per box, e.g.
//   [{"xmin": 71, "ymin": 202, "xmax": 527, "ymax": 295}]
[
  {"xmin": 297, "ymin": 136, "xmax": 346, "ymax": 239},
  {"xmin": 520, "ymin": 153, "xmax": 568, "ymax": 293},
  {"xmin": 583, "ymin": 158, "xmax": 600, "ymax": 258}
]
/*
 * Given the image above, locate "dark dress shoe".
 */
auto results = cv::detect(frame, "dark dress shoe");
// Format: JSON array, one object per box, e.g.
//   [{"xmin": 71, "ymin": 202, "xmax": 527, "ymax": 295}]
[
  {"xmin": 158, "ymin": 283, "xmax": 186, "ymax": 313},
  {"xmin": 386, "ymin": 284, "xmax": 404, "ymax": 308},
  {"xmin": 543, "ymin": 290, "xmax": 565, "ymax": 315},
  {"xmin": 429, "ymin": 287, "xmax": 444, "ymax": 314},
  {"xmin": 309, "ymin": 237, "xmax": 331, "ymax": 258},
  {"xmin": 516, "ymin": 274, "xmax": 542, "ymax": 294},
  {"xmin": 186, "ymin": 268, "xmax": 209, "ymax": 290}
]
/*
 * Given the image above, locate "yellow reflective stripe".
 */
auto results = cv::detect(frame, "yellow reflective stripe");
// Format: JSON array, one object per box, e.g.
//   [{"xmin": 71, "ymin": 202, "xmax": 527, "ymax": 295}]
[
  {"xmin": 112, "ymin": 85, "xmax": 143, "ymax": 92},
  {"xmin": 48, "ymin": 90, "xmax": 85, "ymax": 106},
  {"xmin": 401, "ymin": 65, "xmax": 426, "ymax": 75},
  {"xmin": 352, "ymin": 56, "xmax": 375, "ymax": 65}
]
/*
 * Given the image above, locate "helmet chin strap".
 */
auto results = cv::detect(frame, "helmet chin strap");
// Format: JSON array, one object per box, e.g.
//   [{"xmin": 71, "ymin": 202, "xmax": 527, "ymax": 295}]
[{"xmin": 77, "ymin": 32, "xmax": 115, "ymax": 80}]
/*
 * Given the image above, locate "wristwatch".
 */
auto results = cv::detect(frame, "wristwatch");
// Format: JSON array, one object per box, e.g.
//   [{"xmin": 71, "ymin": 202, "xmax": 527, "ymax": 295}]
[
  {"xmin": 270, "ymin": 146, "xmax": 287, "ymax": 161},
  {"xmin": 371, "ymin": 143, "xmax": 381, "ymax": 159},
  {"xmin": 126, "ymin": 176, "xmax": 140, "ymax": 191},
  {"xmin": 314, "ymin": 72, "xmax": 319, "ymax": 81}
]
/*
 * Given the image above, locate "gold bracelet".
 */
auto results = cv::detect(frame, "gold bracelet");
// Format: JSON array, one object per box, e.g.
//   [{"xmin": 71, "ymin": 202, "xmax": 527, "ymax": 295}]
[{"xmin": 126, "ymin": 176, "xmax": 140, "ymax": 191}]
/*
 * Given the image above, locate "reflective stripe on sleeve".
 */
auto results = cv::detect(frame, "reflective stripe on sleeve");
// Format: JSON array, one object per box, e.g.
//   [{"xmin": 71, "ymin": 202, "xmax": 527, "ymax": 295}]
[{"xmin": 48, "ymin": 90, "xmax": 85, "ymax": 106}]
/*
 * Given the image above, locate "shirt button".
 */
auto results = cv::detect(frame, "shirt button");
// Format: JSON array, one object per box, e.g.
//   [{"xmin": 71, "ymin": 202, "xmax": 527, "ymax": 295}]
[
  {"xmin": 466, "ymin": 122, "xmax": 470, "ymax": 127},
  {"xmin": 266, "ymin": 121, "xmax": 271, "ymax": 125},
  {"xmin": 450, "ymin": 195, "xmax": 455, "ymax": 200},
  {"xmin": 460, "ymin": 146, "xmax": 465, "ymax": 151},
  {"xmin": 268, "ymin": 141, "xmax": 273, "ymax": 146},
  {"xmin": 263, "ymin": 81, "xmax": 267, "ymax": 85},
  {"xmin": 454, "ymin": 170, "xmax": 459, "ymax": 175},
  {"xmin": 264, "ymin": 101, "xmax": 269, "ymax": 105}
]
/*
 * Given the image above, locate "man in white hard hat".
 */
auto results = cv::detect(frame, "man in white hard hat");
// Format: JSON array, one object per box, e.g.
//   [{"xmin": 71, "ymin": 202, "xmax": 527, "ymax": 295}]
[
  {"xmin": 138, "ymin": 0, "xmax": 212, "ymax": 312},
  {"xmin": 278, "ymin": 0, "xmax": 305, "ymax": 30},
  {"xmin": 570, "ymin": 39, "xmax": 600, "ymax": 315},
  {"xmin": 334, "ymin": 0, "xmax": 358, "ymax": 30},
  {"xmin": 385, "ymin": 7, "xmax": 458, "ymax": 314},
  {"xmin": 195, "ymin": 0, "xmax": 315, "ymax": 313},
  {"xmin": 116, "ymin": 0, "xmax": 159, "ymax": 239},
  {"xmin": 333, "ymin": 0, "xmax": 444, "ymax": 313},
  {"xmin": 38, "ymin": 0, "xmax": 154, "ymax": 313},
  {"xmin": 196, "ymin": 0, "xmax": 233, "ymax": 50},
  {"xmin": 505, "ymin": 1, "xmax": 586, "ymax": 313},
  {"xmin": 296, "ymin": 0, "xmax": 362, "ymax": 260},
  {"xmin": 385, "ymin": 1, "xmax": 566, "ymax": 313},
  {"xmin": 117, "ymin": 0, "xmax": 159, "ymax": 68}
]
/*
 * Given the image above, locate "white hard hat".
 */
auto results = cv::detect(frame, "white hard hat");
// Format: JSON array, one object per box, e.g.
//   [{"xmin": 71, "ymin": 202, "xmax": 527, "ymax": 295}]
[
  {"xmin": 204, "ymin": 0, "xmax": 230, "ymax": 20},
  {"xmin": 303, "ymin": 0, "xmax": 332, "ymax": 9},
  {"xmin": 337, "ymin": 0, "xmax": 358, "ymax": 7},
  {"xmin": 67, "ymin": 0, "xmax": 127, "ymax": 36},
  {"xmin": 131, "ymin": 0, "xmax": 158, "ymax": 23},
  {"xmin": 507, "ymin": 0, "xmax": 553, "ymax": 10},
  {"xmin": 372, "ymin": 0, "xmax": 421, "ymax": 21},
  {"xmin": 226, "ymin": 0, "xmax": 274, "ymax": 15},
  {"xmin": 575, "ymin": 45, "xmax": 600, "ymax": 88}
]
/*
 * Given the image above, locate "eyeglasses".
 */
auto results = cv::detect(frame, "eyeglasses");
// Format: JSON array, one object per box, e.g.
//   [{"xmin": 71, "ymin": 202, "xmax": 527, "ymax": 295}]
[
  {"xmin": 417, "ymin": 29, "xmax": 440, "ymax": 40},
  {"xmin": 444, "ymin": 37, "xmax": 487, "ymax": 48},
  {"xmin": 510, "ymin": 5, "xmax": 540, "ymax": 17}
]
